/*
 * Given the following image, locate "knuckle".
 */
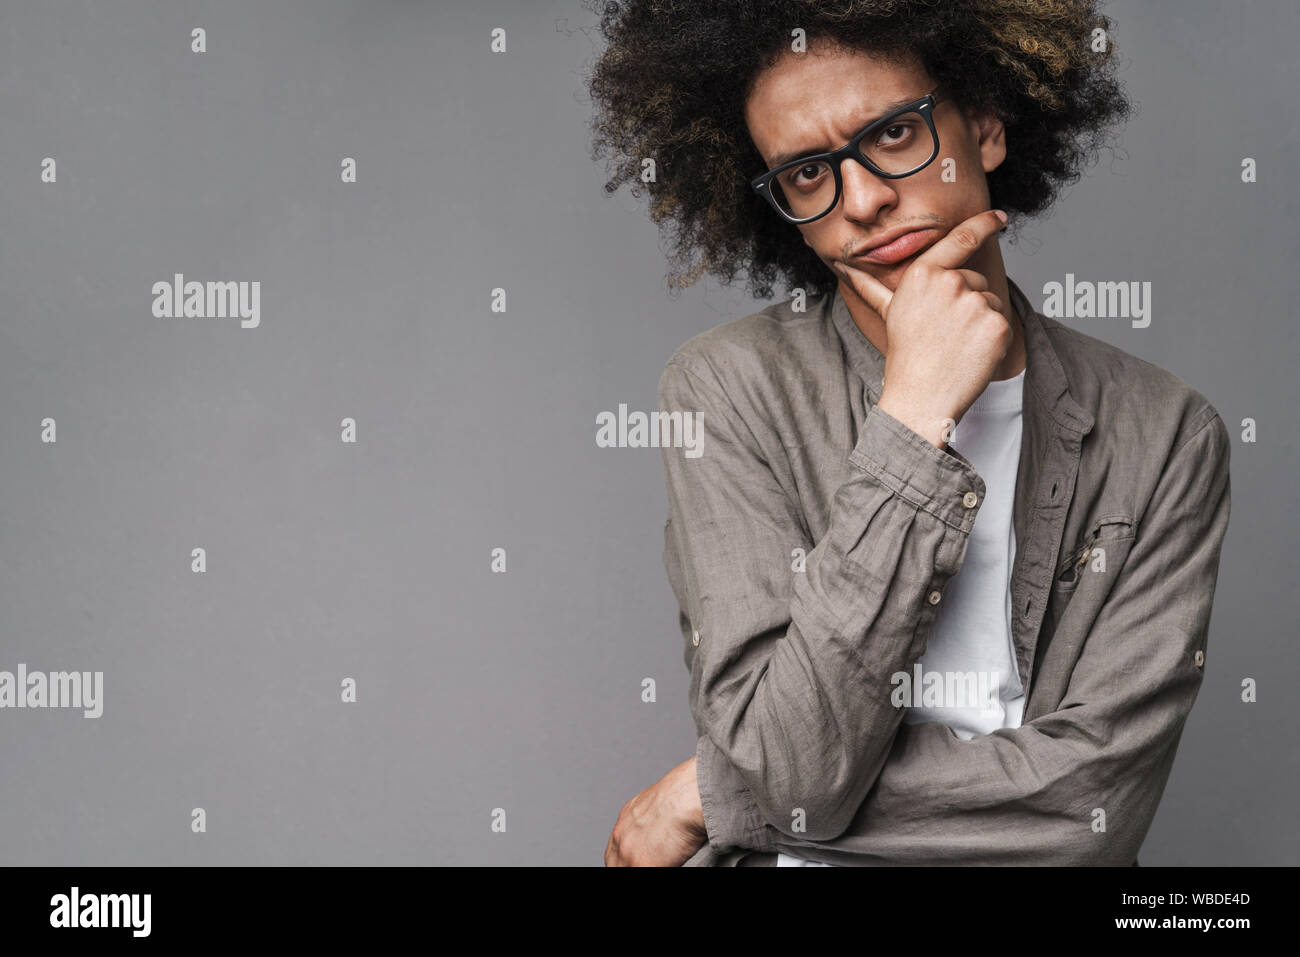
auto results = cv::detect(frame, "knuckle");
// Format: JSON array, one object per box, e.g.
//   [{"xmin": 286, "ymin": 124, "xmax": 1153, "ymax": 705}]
[
  {"xmin": 939, "ymin": 269, "xmax": 964, "ymax": 291},
  {"xmin": 951, "ymin": 226, "xmax": 980, "ymax": 249}
]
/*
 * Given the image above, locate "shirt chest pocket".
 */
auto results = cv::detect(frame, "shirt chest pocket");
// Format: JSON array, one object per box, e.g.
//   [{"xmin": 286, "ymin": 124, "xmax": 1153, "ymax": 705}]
[{"xmin": 1054, "ymin": 515, "xmax": 1136, "ymax": 594}]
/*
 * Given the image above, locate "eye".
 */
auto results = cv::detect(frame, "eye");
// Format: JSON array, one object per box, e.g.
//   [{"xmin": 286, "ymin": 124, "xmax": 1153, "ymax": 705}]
[
  {"xmin": 779, "ymin": 160, "xmax": 830, "ymax": 191},
  {"xmin": 793, "ymin": 163, "xmax": 824, "ymax": 184},
  {"xmin": 876, "ymin": 122, "xmax": 915, "ymax": 148}
]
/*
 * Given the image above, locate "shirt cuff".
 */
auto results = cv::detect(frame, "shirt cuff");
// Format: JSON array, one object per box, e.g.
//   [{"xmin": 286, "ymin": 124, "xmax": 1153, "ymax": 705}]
[
  {"xmin": 695, "ymin": 734, "xmax": 778, "ymax": 854},
  {"xmin": 848, "ymin": 402, "xmax": 985, "ymax": 534}
]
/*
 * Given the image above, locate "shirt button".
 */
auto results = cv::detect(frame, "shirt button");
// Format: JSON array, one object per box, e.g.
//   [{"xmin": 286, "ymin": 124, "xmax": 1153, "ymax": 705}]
[
  {"xmin": 927, "ymin": 590, "xmax": 942, "ymax": 605},
  {"xmin": 692, "ymin": 629, "xmax": 701, "ymax": 647},
  {"xmin": 1194, "ymin": 650, "xmax": 1204, "ymax": 668},
  {"xmin": 962, "ymin": 491, "xmax": 979, "ymax": 508}
]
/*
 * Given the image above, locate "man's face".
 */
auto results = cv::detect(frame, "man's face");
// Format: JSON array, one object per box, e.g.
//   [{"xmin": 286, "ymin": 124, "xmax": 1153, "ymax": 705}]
[{"xmin": 744, "ymin": 42, "xmax": 1007, "ymax": 295}]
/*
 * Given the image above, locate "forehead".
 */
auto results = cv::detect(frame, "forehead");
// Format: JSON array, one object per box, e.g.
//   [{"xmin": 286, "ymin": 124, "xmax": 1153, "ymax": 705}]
[{"xmin": 744, "ymin": 42, "xmax": 932, "ymax": 164}]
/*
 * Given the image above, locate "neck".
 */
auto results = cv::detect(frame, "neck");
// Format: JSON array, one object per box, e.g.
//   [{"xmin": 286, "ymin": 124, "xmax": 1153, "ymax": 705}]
[{"xmin": 838, "ymin": 240, "xmax": 1027, "ymax": 381}]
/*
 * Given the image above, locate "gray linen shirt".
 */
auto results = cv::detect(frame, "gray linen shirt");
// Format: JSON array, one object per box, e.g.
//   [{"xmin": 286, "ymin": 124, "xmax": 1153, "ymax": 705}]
[{"xmin": 658, "ymin": 279, "xmax": 1231, "ymax": 866}]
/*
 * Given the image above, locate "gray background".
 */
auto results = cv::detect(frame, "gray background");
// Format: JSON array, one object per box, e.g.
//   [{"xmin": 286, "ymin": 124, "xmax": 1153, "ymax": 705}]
[{"xmin": 0, "ymin": 0, "xmax": 1294, "ymax": 865}]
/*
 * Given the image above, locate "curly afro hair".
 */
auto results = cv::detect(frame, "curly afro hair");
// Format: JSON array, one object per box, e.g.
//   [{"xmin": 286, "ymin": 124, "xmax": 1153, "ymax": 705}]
[{"xmin": 584, "ymin": 0, "xmax": 1132, "ymax": 300}]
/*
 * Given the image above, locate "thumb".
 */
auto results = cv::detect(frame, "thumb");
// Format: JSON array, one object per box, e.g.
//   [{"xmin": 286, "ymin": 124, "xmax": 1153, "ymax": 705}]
[{"xmin": 832, "ymin": 260, "xmax": 893, "ymax": 318}]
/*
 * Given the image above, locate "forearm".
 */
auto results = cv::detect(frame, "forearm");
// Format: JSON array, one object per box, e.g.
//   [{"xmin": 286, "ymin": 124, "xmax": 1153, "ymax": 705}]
[
  {"xmin": 701, "ymin": 706, "xmax": 1185, "ymax": 865},
  {"xmin": 664, "ymin": 359, "xmax": 988, "ymax": 844}
]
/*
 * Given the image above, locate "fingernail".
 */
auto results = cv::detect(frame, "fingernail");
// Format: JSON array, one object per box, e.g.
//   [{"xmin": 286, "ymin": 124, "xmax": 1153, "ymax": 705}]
[{"xmin": 994, "ymin": 209, "xmax": 1008, "ymax": 224}]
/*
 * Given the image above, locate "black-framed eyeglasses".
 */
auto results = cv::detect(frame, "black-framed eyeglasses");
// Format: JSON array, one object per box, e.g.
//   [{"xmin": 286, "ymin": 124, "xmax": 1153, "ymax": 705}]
[{"xmin": 750, "ymin": 89, "xmax": 944, "ymax": 225}]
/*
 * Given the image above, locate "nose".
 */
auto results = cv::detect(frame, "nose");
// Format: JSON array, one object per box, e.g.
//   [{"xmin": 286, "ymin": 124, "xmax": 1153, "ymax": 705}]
[{"xmin": 838, "ymin": 155, "xmax": 898, "ymax": 222}]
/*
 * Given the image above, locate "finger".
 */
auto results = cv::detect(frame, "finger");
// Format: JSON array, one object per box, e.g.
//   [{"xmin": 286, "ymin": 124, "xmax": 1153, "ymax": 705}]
[
  {"xmin": 832, "ymin": 259, "xmax": 894, "ymax": 317},
  {"xmin": 979, "ymin": 291, "xmax": 1004, "ymax": 313},
  {"xmin": 954, "ymin": 268, "xmax": 989, "ymax": 293},
  {"xmin": 607, "ymin": 839, "xmax": 625, "ymax": 867},
  {"xmin": 916, "ymin": 209, "xmax": 1007, "ymax": 271}
]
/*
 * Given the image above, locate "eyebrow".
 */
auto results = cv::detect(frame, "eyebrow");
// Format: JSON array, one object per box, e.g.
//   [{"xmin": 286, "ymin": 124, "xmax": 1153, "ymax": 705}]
[{"xmin": 766, "ymin": 95, "xmax": 921, "ymax": 170}]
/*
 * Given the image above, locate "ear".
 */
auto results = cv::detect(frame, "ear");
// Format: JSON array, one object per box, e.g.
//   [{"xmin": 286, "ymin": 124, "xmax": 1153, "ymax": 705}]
[{"xmin": 970, "ymin": 108, "xmax": 1007, "ymax": 174}]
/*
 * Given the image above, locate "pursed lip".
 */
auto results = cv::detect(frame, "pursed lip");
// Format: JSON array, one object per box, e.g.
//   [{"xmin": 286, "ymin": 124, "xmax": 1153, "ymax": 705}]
[{"xmin": 849, "ymin": 226, "xmax": 938, "ymax": 262}]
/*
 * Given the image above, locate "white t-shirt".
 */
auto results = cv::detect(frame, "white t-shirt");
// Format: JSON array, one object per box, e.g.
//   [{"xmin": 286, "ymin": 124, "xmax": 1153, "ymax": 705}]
[{"xmin": 777, "ymin": 367, "xmax": 1026, "ymax": 866}]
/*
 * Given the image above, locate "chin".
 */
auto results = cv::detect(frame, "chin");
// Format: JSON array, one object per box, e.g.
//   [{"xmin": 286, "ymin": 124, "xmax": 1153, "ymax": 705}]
[{"xmin": 873, "ymin": 253, "xmax": 922, "ymax": 287}]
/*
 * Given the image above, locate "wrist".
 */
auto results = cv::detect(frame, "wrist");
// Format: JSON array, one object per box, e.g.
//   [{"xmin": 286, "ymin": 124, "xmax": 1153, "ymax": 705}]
[{"xmin": 876, "ymin": 389, "xmax": 956, "ymax": 450}]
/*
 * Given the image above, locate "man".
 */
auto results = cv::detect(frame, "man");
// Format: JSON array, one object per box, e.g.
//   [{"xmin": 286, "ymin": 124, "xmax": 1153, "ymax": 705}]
[{"xmin": 591, "ymin": 1, "xmax": 1231, "ymax": 866}]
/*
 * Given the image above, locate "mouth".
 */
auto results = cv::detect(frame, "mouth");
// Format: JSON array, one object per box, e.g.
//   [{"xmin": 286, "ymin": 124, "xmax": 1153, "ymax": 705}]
[{"xmin": 851, "ymin": 227, "xmax": 939, "ymax": 266}]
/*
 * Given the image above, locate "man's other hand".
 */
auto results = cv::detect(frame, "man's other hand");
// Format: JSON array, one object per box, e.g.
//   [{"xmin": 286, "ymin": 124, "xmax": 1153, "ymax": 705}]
[{"xmin": 604, "ymin": 754, "xmax": 708, "ymax": 866}]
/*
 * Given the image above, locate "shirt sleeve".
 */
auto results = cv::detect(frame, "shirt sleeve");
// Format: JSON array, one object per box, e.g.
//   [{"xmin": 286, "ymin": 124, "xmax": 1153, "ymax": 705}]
[
  {"xmin": 658, "ymin": 355, "xmax": 986, "ymax": 848},
  {"xmin": 706, "ymin": 407, "xmax": 1232, "ymax": 865}
]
